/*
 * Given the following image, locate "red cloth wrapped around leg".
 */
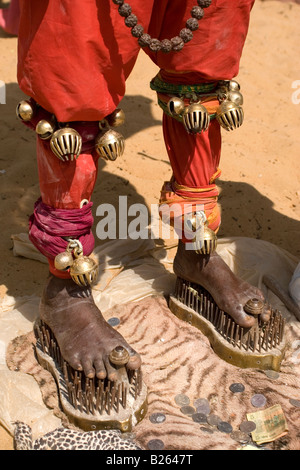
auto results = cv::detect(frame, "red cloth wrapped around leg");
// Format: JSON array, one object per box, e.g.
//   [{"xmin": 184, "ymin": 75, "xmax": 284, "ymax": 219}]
[
  {"xmin": 17, "ymin": 0, "xmax": 255, "ymax": 122},
  {"xmin": 16, "ymin": 0, "xmax": 255, "ymax": 271}
]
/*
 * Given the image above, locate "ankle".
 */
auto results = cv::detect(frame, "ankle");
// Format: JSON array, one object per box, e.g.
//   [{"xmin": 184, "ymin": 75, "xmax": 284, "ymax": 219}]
[
  {"xmin": 175, "ymin": 241, "xmax": 210, "ymax": 268},
  {"xmin": 43, "ymin": 275, "xmax": 92, "ymax": 301}
]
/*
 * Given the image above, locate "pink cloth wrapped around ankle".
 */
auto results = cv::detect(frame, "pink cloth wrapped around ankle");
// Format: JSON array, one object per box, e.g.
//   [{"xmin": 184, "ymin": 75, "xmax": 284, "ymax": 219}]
[{"xmin": 29, "ymin": 198, "xmax": 95, "ymax": 260}]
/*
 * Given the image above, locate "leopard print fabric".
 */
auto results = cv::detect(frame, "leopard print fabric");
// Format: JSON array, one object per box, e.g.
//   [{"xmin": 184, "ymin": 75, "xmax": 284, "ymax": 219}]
[{"xmin": 14, "ymin": 422, "xmax": 142, "ymax": 451}]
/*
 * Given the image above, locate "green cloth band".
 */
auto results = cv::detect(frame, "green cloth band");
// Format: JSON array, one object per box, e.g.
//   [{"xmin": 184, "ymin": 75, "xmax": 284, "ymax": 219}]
[{"xmin": 150, "ymin": 75, "xmax": 218, "ymax": 96}]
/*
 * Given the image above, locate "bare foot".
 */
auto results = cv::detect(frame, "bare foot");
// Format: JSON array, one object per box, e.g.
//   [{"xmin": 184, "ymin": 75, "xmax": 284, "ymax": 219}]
[
  {"xmin": 39, "ymin": 275, "xmax": 141, "ymax": 379},
  {"xmin": 173, "ymin": 241, "xmax": 271, "ymax": 328}
]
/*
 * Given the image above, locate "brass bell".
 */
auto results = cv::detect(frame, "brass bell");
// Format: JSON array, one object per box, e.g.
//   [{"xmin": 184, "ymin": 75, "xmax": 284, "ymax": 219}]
[
  {"xmin": 228, "ymin": 80, "xmax": 241, "ymax": 91},
  {"xmin": 167, "ymin": 97, "xmax": 185, "ymax": 117},
  {"xmin": 216, "ymin": 101, "xmax": 244, "ymax": 132},
  {"xmin": 54, "ymin": 250, "xmax": 74, "ymax": 271},
  {"xmin": 182, "ymin": 102, "xmax": 210, "ymax": 134},
  {"xmin": 50, "ymin": 127, "xmax": 82, "ymax": 162},
  {"xmin": 217, "ymin": 89, "xmax": 243, "ymax": 107},
  {"xmin": 36, "ymin": 119, "xmax": 56, "ymax": 140},
  {"xmin": 193, "ymin": 225, "xmax": 218, "ymax": 255},
  {"xmin": 105, "ymin": 108, "xmax": 126, "ymax": 128},
  {"xmin": 70, "ymin": 254, "xmax": 99, "ymax": 287},
  {"xmin": 218, "ymin": 80, "xmax": 241, "ymax": 92},
  {"xmin": 16, "ymin": 100, "xmax": 36, "ymax": 122},
  {"xmin": 226, "ymin": 90, "xmax": 243, "ymax": 106},
  {"xmin": 95, "ymin": 129, "xmax": 125, "ymax": 161}
]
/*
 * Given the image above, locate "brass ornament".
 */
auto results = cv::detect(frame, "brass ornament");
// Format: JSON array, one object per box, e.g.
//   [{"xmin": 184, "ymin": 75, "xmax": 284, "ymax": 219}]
[
  {"xmin": 50, "ymin": 127, "xmax": 82, "ymax": 162},
  {"xmin": 218, "ymin": 80, "xmax": 241, "ymax": 92},
  {"xmin": 184, "ymin": 212, "xmax": 217, "ymax": 255},
  {"xmin": 109, "ymin": 346, "xmax": 130, "ymax": 367},
  {"xmin": 54, "ymin": 240, "xmax": 98, "ymax": 287},
  {"xmin": 54, "ymin": 249, "xmax": 74, "ymax": 272},
  {"xmin": 244, "ymin": 298, "xmax": 265, "ymax": 316},
  {"xmin": 95, "ymin": 129, "xmax": 125, "ymax": 161},
  {"xmin": 36, "ymin": 119, "xmax": 56, "ymax": 140},
  {"xmin": 216, "ymin": 100, "xmax": 244, "ymax": 132},
  {"xmin": 16, "ymin": 100, "xmax": 36, "ymax": 122},
  {"xmin": 228, "ymin": 80, "xmax": 241, "ymax": 91},
  {"xmin": 217, "ymin": 88, "xmax": 243, "ymax": 107},
  {"xmin": 226, "ymin": 90, "xmax": 244, "ymax": 106},
  {"xmin": 182, "ymin": 102, "xmax": 210, "ymax": 134},
  {"xmin": 105, "ymin": 108, "xmax": 126, "ymax": 128},
  {"xmin": 194, "ymin": 225, "xmax": 218, "ymax": 255},
  {"xmin": 69, "ymin": 244, "xmax": 98, "ymax": 287},
  {"xmin": 216, "ymin": 79, "xmax": 244, "ymax": 132},
  {"xmin": 167, "ymin": 97, "xmax": 185, "ymax": 117}
]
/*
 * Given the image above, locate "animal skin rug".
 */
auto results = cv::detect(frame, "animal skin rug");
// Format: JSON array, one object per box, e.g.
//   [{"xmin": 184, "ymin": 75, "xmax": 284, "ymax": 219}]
[{"xmin": 6, "ymin": 296, "xmax": 300, "ymax": 451}]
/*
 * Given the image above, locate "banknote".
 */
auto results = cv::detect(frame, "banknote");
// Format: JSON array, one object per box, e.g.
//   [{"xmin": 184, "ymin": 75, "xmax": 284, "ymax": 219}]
[{"xmin": 246, "ymin": 404, "xmax": 288, "ymax": 445}]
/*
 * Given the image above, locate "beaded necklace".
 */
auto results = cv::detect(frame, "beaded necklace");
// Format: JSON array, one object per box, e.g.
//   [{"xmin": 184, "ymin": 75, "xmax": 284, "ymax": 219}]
[{"xmin": 112, "ymin": 0, "xmax": 212, "ymax": 53}]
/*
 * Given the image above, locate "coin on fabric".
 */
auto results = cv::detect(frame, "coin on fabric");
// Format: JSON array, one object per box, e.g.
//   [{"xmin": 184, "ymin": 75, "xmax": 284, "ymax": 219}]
[
  {"xmin": 107, "ymin": 317, "xmax": 120, "ymax": 326},
  {"xmin": 230, "ymin": 431, "xmax": 251, "ymax": 444},
  {"xmin": 207, "ymin": 415, "xmax": 222, "ymax": 427},
  {"xmin": 180, "ymin": 406, "xmax": 196, "ymax": 416},
  {"xmin": 264, "ymin": 370, "xmax": 280, "ymax": 380},
  {"xmin": 229, "ymin": 383, "xmax": 245, "ymax": 393},
  {"xmin": 174, "ymin": 394, "xmax": 190, "ymax": 406},
  {"xmin": 149, "ymin": 413, "xmax": 166, "ymax": 424},
  {"xmin": 194, "ymin": 398, "xmax": 210, "ymax": 415},
  {"xmin": 251, "ymin": 394, "xmax": 267, "ymax": 408},
  {"xmin": 239, "ymin": 421, "xmax": 257, "ymax": 434},
  {"xmin": 289, "ymin": 399, "xmax": 300, "ymax": 408},
  {"xmin": 192, "ymin": 413, "xmax": 208, "ymax": 424},
  {"xmin": 217, "ymin": 422, "xmax": 233, "ymax": 434},
  {"xmin": 147, "ymin": 439, "xmax": 165, "ymax": 450}
]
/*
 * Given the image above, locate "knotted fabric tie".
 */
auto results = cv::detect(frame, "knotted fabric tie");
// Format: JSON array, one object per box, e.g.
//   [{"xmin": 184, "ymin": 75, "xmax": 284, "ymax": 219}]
[
  {"xmin": 159, "ymin": 174, "xmax": 221, "ymax": 243},
  {"xmin": 29, "ymin": 198, "xmax": 95, "ymax": 260}
]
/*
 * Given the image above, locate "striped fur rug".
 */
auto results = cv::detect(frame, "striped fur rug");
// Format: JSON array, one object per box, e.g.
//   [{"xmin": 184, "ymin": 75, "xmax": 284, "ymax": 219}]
[{"xmin": 6, "ymin": 296, "xmax": 300, "ymax": 450}]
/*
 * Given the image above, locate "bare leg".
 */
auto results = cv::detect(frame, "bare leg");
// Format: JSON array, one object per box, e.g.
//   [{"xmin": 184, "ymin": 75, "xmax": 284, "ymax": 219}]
[
  {"xmin": 173, "ymin": 241, "xmax": 271, "ymax": 328},
  {"xmin": 40, "ymin": 275, "xmax": 141, "ymax": 379}
]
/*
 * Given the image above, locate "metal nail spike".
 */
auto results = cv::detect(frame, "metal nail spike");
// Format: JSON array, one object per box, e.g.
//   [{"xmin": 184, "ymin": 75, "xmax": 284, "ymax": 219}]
[
  {"xmin": 170, "ymin": 277, "xmax": 286, "ymax": 371},
  {"xmin": 34, "ymin": 320, "xmax": 147, "ymax": 432}
]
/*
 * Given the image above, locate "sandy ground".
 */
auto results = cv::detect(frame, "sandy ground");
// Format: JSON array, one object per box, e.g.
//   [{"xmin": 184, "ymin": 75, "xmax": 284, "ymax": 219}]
[{"xmin": 0, "ymin": 0, "xmax": 300, "ymax": 450}]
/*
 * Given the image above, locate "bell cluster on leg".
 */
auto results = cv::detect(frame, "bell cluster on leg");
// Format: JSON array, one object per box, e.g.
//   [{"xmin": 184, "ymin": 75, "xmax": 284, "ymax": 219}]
[
  {"xmin": 54, "ymin": 240, "xmax": 99, "ymax": 287},
  {"xmin": 16, "ymin": 99, "xmax": 37, "ymax": 122},
  {"xmin": 215, "ymin": 80, "xmax": 244, "ymax": 131},
  {"xmin": 95, "ymin": 109, "xmax": 126, "ymax": 161},
  {"xmin": 166, "ymin": 79, "xmax": 244, "ymax": 134},
  {"xmin": 16, "ymin": 100, "xmax": 126, "ymax": 162}
]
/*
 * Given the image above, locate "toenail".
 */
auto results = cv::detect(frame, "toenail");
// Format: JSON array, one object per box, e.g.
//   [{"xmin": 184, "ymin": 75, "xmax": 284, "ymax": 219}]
[
  {"xmin": 108, "ymin": 373, "xmax": 118, "ymax": 382},
  {"xmin": 97, "ymin": 372, "xmax": 106, "ymax": 379}
]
